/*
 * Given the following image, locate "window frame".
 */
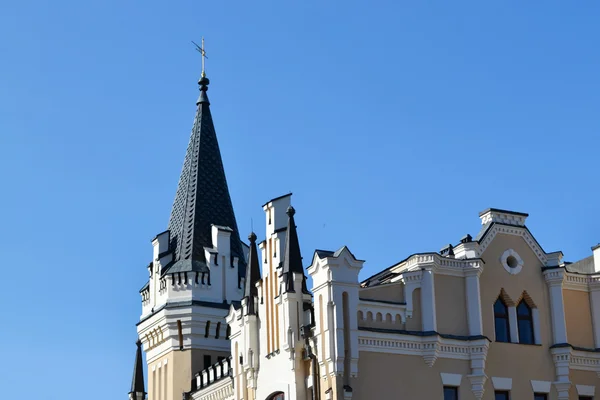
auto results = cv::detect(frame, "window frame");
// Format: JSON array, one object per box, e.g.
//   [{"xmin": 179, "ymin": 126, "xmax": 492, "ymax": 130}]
[
  {"xmin": 495, "ymin": 390, "xmax": 510, "ymax": 400},
  {"xmin": 494, "ymin": 297, "xmax": 511, "ymax": 343},
  {"xmin": 443, "ymin": 386, "xmax": 458, "ymax": 400},
  {"xmin": 517, "ymin": 300, "xmax": 535, "ymax": 345}
]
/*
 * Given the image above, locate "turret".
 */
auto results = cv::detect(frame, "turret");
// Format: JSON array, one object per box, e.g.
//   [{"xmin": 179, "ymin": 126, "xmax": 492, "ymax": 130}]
[
  {"xmin": 135, "ymin": 55, "xmax": 246, "ymax": 400},
  {"xmin": 128, "ymin": 340, "xmax": 146, "ymax": 400}
]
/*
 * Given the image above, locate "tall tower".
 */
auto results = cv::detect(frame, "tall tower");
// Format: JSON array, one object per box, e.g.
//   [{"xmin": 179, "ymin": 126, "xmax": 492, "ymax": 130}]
[{"xmin": 135, "ymin": 69, "xmax": 247, "ymax": 400}]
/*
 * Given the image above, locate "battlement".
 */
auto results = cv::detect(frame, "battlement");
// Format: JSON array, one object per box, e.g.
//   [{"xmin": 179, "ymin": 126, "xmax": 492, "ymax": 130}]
[{"xmin": 191, "ymin": 356, "xmax": 234, "ymax": 391}]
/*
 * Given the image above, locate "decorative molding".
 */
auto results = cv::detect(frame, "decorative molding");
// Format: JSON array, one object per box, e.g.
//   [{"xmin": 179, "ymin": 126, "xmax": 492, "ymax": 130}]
[
  {"xmin": 358, "ymin": 330, "xmax": 488, "ymax": 363},
  {"xmin": 576, "ymin": 384, "xmax": 595, "ymax": 397},
  {"xmin": 477, "ymin": 224, "xmax": 547, "ymax": 265},
  {"xmin": 530, "ymin": 380, "xmax": 551, "ymax": 394},
  {"xmin": 440, "ymin": 373, "xmax": 462, "ymax": 386},
  {"xmin": 491, "ymin": 377, "xmax": 512, "ymax": 391},
  {"xmin": 500, "ymin": 249, "xmax": 523, "ymax": 275},
  {"xmin": 467, "ymin": 374, "xmax": 487, "ymax": 400}
]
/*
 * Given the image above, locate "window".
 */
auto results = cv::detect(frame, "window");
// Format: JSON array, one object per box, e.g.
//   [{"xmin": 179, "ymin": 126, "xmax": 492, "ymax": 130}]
[
  {"xmin": 534, "ymin": 394, "xmax": 547, "ymax": 400},
  {"xmin": 267, "ymin": 392, "xmax": 285, "ymax": 400},
  {"xmin": 579, "ymin": 397, "xmax": 594, "ymax": 400},
  {"xmin": 517, "ymin": 301, "xmax": 535, "ymax": 344},
  {"xmin": 203, "ymin": 355, "xmax": 211, "ymax": 369},
  {"xmin": 443, "ymin": 386, "xmax": 458, "ymax": 400},
  {"xmin": 495, "ymin": 391, "xmax": 510, "ymax": 400},
  {"xmin": 494, "ymin": 297, "xmax": 511, "ymax": 342}
]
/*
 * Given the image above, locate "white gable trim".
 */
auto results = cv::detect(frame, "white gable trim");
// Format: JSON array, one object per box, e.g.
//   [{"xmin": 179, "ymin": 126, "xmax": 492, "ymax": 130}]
[{"xmin": 477, "ymin": 224, "xmax": 548, "ymax": 265}]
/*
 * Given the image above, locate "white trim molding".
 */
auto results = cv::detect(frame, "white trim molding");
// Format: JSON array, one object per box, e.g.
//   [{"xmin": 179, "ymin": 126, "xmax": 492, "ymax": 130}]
[
  {"xmin": 491, "ymin": 377, "xmax": 512, "ymax": 391},
  {"xmin": 477, "ymin": 224, "xmax": 547, "ymax": 265},
  {"xmin": 440, "ymin": 373, "xmax": 462, "ymax": 387},
  {"xmin": 576, "ymin": 385, "xmax": 595, "ymax": 397},
  {"xmin": 500, "ymin": 249, "xmax": 524, "ymax": 275},
  {"xmin": 530, "ymin": 380, "xmax": 551, "ymax": 394}
]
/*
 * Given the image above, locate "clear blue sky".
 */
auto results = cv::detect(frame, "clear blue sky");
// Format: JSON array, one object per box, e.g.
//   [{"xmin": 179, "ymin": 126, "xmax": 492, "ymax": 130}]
[{"xmin": 1, "ymin": 1, "xmax": 599, "ymax": 398}]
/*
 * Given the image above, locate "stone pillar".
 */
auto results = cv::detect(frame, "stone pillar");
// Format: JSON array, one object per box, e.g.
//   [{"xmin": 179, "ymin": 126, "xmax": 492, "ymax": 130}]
[
  {"xmin": 508, "ymin": 306, "xmax": 519, "ymax": 343},
  {"xmin": 421, "ymin": 268, "xmax": 437, "ymax": 332},
  {"xmin": 465, "ymin": 267, "xmax": 483, "ymax": 336},
  {"xmin": 544, "ymin": 270, "xmax": 568, "ymax": 344},
  {"xmin": 589, "ymin": 278, "xmax": 600, "ymax": 348}
]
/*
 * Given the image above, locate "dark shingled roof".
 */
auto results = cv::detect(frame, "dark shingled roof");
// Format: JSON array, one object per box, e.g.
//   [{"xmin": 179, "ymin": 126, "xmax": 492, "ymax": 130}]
[
  {"xmin": 281, "ymin": 206, "xmax": 309, "ymax": 294},
  {"xmin": 166, "ymin": 75, "xmax": 245, "ymax": 278},
  {"xmin": 129, "ymin": 340, "xmax": 146, "ymax": 397},
  {"xmin": 243, "ymin": 232, "xmax": 261, "ymax": 314}
]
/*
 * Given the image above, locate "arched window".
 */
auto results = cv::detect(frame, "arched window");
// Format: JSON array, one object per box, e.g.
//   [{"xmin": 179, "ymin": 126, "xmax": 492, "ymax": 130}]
[
  {"xmin": 494, "ymin": 297, "xmax": 510, "ymax": 342},
  {"xmin": 267, "ymin": 392, "xmax": 285, "ymax": 400},
  {"xmin": 517, "ymin": 300, "xmax": 534, "ymax": 344}
]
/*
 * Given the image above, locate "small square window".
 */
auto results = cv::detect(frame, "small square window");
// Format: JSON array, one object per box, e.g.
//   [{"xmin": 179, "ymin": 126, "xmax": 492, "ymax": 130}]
[
  {"xmin": 495, "ymin": 391, "xmax": 510, "ymax": 400},
  {"xmin": 534, "ymin": 394, "xmax": 547, "ymax": 400},
  {"xmin": 443, "ymin": 386, "xmax": 458, "ymax": 400}
]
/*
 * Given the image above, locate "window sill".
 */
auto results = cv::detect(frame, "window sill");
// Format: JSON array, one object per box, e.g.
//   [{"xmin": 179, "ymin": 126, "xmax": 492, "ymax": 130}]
[{"xmin": 494, "ymin": 341, "xmax": 542, "ymax": 346}]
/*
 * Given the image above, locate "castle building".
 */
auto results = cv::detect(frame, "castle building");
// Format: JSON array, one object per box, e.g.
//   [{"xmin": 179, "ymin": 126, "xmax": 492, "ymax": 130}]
[{"xmin": 129, "ymin": 66, "xmax": 600, "ymax": 400}]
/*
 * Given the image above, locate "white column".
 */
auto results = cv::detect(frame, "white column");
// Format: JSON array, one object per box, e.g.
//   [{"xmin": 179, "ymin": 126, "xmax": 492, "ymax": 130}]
[
  {"xmin": 532, "ymin": 308, "xmax": 542, "ymax": 344},
  {"xmin": 508, "ymin": 306, "xmax": 519, "ymax": 343},
  {"xmin": 421, "ymin": 268, "xmax": 437, "ymax": 331},
  {"xmin": 589, "ymin": 279, "xmax": 600, "ymax": 348},
  {"xmin": 465, "ymin": 268, "xmax": 483, "ymax": 336},
  {"xmin": 544, "ymin": 270, "xmax": 568, "ymax": 344}
]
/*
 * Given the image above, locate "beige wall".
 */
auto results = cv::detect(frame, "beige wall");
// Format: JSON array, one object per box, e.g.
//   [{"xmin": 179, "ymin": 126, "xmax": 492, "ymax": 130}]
[
  {"xmin": 148, "ymin": 348, "xmax": 229, "ymax": 400},
  {"xmin": 478, "ymin": 233, "xmax": 558, "ymax": 398},
  {"xmin": 570, "ymin": 370, "xmax": 600, "ymax": 398},
  {"xmin": 564, "ymin": 289, "xmax": 595, "ymax": 349},
  {"xmin": 435, "ymin": 274, "xmax": 469, "ymax": 336},
  {"xmin": 353, "ymin": 351, "xmax": 475, "ymax": 399},
  {"xmin": 479, "ymin": 233, "xmax": 551, "ymax": 343}
]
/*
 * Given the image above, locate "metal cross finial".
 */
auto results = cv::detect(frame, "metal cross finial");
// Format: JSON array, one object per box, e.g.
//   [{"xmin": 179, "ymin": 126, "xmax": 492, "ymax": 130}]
[{"xmin": 192, "ymin": 37, "xmax": 208, "ymax": 78}]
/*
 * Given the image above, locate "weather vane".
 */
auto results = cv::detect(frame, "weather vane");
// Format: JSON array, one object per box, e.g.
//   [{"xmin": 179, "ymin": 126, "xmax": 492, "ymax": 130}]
[{"xmin": 192, "ymin": 37, "xmax": 208, "ymax": 78}]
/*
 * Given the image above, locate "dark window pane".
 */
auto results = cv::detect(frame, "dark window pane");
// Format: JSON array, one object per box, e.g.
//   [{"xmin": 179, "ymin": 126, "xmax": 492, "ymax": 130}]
[
  {"xmin": 444, "ymin": 387, "xmax": 458, "ymax": 400},
  {"xmin": 495, "ymin": 391, "xmax": 509, "ymax": 400},
  {"xmin": 517, "ymin": 301, "xmax": 531, "ymax": 316},
  {"xmin": 494, "ymin": 298, "xmax": 508, "ymax": 314},
  {"xmin": 518, "ymin": 319, "xmax": 534, "ymax": 344},
  {"xmin": 203, "ymin": 355, "xmax": 211, "ymax": 369},
  {"xmin": 495, "ymin": 316, "xmax": 510, "ymax": 342},
  {"xmin": 579, "ymin": 397, "xmax": 593, "ymax": 400},
  {"xmin": 534, "ymin": 394, "xmax": 547, "ymax": 400},
  {"xmin": 517, "ymin": 300, "xmax": 535, "ymax": 344}
]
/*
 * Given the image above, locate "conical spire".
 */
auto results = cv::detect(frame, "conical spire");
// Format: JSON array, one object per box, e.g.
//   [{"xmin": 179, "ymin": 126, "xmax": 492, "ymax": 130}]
[
  {"xmin": 244, "ymin": 232, "xmax": 262, "ymax": 314},
  {"xmin": 281, "ymin": 206, "xmax": 309, "ymax": 294},
  {"xmin": 166, "ymin": 74, "xmax": 245, "ymax": 276},
  {"xmin": 129, "ymin": 340, "xmax": 146, "ymax": 400}
]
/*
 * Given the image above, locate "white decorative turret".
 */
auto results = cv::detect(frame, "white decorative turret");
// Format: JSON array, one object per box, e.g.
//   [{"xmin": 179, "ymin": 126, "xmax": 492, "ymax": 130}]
[{"xmin": 307, "ymin": 246, "xmax": 363, "ymax": 388}]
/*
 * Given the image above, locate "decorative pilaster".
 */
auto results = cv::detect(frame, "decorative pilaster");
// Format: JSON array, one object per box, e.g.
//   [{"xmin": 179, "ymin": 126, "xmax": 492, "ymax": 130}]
[
  {"xmin": 465, "ymin": 267, "xmax": 483, "ymax": 336},
  {"xmin": 508, "ymin": 306, "xmax": 519, "ymax": 343},
  {"xmin": 551, "ymin": 346, "xmax": 572, "ymax": 400},
  {"xmin": 421, "ymin": 268, "xmax": 437, "ymax": 331},
  {"xmin": 400, "ymin": 270, "xmax": 422, "ymax": 318},
  {"xmin": 589, "ymin": 278, "xmax": 600, "ymax": 348},
  {"xmin": 544, "ymin": 269, "xmax": 568, "ymax": 344},
  {"xmin": 467, "ymin": 341, "xmax": 489, "ymax": 400}
]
